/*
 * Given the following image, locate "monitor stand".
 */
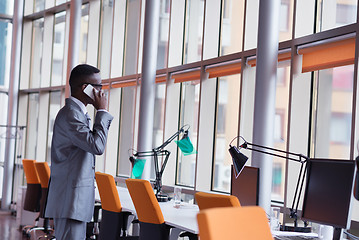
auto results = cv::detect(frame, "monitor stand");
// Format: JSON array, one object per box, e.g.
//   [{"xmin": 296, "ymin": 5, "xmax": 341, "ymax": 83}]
[{"xmin": 333, "ymin": 227, "xmax": 342, "ymax": 240}]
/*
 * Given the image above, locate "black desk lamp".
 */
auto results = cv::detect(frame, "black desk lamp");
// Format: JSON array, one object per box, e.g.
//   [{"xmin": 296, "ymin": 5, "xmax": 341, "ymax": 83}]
[
  {"xmin": 228, "ymin": 136, "xmax": 310, "ymax": 231},
  {"xmin": 130, "ymin": 125, "xmax": 191, "ymax": 202}
]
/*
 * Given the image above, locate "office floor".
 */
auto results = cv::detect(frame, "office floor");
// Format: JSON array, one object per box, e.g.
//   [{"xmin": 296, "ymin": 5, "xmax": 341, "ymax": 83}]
[{"xmin": 0, "ymin": 210, "xmax": 27, "ymax": 240}]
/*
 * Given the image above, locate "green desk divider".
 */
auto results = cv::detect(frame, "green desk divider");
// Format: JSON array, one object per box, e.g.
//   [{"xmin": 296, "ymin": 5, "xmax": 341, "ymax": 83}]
[
  {"xmin": 131, "ymin": 159, "xmax": 146, "ymax": 179},
  {"xmin": 175, "ymin": 137, "xmax": 197, "ymax": 156}
]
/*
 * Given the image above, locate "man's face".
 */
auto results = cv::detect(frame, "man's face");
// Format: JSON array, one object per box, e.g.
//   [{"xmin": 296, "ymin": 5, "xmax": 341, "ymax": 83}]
[{"xmin": 84, "ymin": 73, "xmax": 102, "ymax": 91}]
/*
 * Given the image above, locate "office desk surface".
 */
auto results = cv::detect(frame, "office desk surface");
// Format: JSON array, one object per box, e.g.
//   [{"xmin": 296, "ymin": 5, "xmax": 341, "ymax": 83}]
[{"xmin": 116, "ymin": 186, "xmax": 199, "ymax": 234}]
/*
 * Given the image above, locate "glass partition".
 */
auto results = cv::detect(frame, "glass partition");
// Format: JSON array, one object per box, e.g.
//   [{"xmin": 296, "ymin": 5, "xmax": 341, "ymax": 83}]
[
  {"xmin": 313, "ymin": 65, "xmax": 354, "ymax": 159},
  {"xmin": 212, "ymin": 74, "xmax": 240, "ymax": 192},
  {"xmin": 51, "ymin": 12, "xmax": 66, "ymax": 86},
  {"xmin": 176, "ymin": 80, "xmax": 200, "ymax": 187}
]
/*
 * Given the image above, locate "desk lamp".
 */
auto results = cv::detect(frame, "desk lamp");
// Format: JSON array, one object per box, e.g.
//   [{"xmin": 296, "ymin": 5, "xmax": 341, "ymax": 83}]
[
  {"xmin": 130, "ymin": 125, "xmax": 192, "ymax": 202},
  {"xmin": 228, "ymin": 136, "xmax": 309, "ymax": 232}
]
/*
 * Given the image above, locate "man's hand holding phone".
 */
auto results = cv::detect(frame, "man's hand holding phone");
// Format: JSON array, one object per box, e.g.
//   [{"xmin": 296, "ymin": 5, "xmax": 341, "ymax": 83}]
[{"xmin": 83, "ymin": 84, "xmax": 107, "ymax": 110}]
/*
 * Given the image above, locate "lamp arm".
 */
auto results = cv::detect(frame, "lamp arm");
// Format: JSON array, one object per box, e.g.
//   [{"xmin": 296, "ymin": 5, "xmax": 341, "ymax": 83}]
[
  {"xmin": 153, "ymin": 125, "xmax": 189, "ymax": 152},
  {"xmin": 244, "ymin": 142, "xmax": 308, "ymax": 163},
  {"xmin": 233, "ymin": 136, "xmax": 310, "ymax": 228}
]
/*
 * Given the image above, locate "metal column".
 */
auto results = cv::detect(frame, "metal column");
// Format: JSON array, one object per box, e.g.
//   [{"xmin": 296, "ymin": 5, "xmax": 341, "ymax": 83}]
[
  {"xmin": 252, "ymin": 0, "xmax": 281, "ymax": 214},
  {"xmin": 137, "ymin": 0, "xmax": 160, "ymax": 179},
  {"xmin": 1, "ymin": 0, "xmax": 24, "ymax": 210},
  {"xmin": 65, "ymin": 0, "xmax": 82, "ymax": 97}
]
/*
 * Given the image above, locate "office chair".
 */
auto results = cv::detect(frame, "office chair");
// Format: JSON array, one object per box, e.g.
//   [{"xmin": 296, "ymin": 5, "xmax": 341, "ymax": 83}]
[
  {"xmin": 197, "ymin": 206, "xmax": 274, "ymax": 240},
  {"xmin": 33, "ymin": 161, "xmax": 54, "ymax": 239},
  {"xmin": 22, "ymin": 159, "xmax": 42, "ymax": 236},
  {"xmin": 95, "ymin": 172, "xmax": 138, "ymax": 240},
  {"xmin": 125, "ymin": 179, "xmax": 171, "ymax": 240},
  {"xmin": 195, "ymin": 191, "xmax": 241, "ymax": 210}
]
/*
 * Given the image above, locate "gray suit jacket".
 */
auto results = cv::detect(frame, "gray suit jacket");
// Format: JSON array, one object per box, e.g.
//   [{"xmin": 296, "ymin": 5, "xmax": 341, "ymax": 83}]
[{"xmin": 45, "ymin": 98, "xmax": 113, "ymax": 222}]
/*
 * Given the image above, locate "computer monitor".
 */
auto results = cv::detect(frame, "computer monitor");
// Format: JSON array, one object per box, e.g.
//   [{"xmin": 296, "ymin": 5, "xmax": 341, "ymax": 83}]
[
  {"xmin": 231, "ymin": 166, "xmax": 259, "ymax": 206},
  {"xmin": 301, "ymin": 158, "xmax": 356, "ymax": 237}
]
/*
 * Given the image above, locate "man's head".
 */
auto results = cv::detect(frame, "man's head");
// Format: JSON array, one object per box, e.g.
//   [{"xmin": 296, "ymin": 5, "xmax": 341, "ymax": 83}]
[{"xmin": 69, "ymin": 64, "xmax": 101, "ymax": 104}]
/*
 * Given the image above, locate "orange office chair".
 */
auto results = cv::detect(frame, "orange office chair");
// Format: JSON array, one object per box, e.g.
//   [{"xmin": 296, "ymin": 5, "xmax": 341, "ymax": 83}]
[
  {"xmin": 95, "ymin": 172, "xmax": 138, "ymax": 240},
  {"xmin": 197, "ymin": 206, "xmax": 274, "ymax": 240},
  {"xmin": 125, "ymin": 179, "xmax": 171, "ymax": 240},
  {"xmin": 22, "ymin": 159, "xmax": 42, "ymax": 213},
  {"xmin": 22, "ymin": 159, "xmax": 44, "ymax": 237},
  {"xmin": 195, "ymin": 191, "xmax": 241, "ymax": 210},
  {"xmin": 33, "ymin": 162, "xmax": 54, "ymax": 239}
]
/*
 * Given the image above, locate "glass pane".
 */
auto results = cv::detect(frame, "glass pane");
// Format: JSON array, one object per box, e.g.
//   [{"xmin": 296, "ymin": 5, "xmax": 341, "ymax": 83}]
[
  {"xmin": 46, "ymin": 91, "xmax": 61, "ymax": 162},
  {"xmin": 177, "ymin": 80, "xmax": 200, "ymax": 187},
  {"xmin": 272, "ymin": 62, "xmax": 291, "ymax": 202},
  {"xmin": 56, "ymin": 0, "xmax": 67, "ymax": 5},
  {"xmin": 244, "ymin": 0, "xmax": 259, "ymax": 50},
  {"xmin": 318, "ymin": 0, "xmax": 357, "ymax": 32},
  {"xmin": 295, "ymin": 0, "xmax": 315, "ymax": 38},
  {"xmin": 0, "ymin": 93, "xmax": 8, "ymax": 163},
  {"xmin": 35, "ymin": 0, "xmax": 45, "ymax": 12},
  {"xmin": 279, "ymin": 0, "xmax": 294, "ymax": 42},
  {"xmin": 183, "ymin": 0, "xmax": 204, "ymax": 64},
  {"xmin": 313, "ymin": 65, "xmax": 353, "ymax": 159},
  {"xmin": 212, "ymin": 74, "xmax": 240, "ymax": 192},
  {"xmin": 51, "ymin": 12, "xmax": 66, "ymax": 86},
  {"xmin": 123, "ymin": 0, "xmax": 141, "ymax": 75},
  {"xmin": 99, "ymin": 0, "xmax": 114, "ymax": 79},
  {"xmin": 25, "ymin": 94, "xmax": 39, "ymax": 159},
  {"xmin": 168, "ymin": 0, "xmax": 185, "ymax": 67},
  {"xmin": 117, "ymin": 86, "xmax": 137, "ymax": 176},
  {"xmin": 30, "ymin": 18, "xmax": 44, "ymax": 88},
  {"xmin": 151, "ymin": 83, "xmax": 166, "ymax": 179},
  {"xmin": 79, "ymin": 4, "xmax": 89, "ymax": 64},
  {"xmin": 157, "ymin": 0, "xmax": 170, "ymax": 69},
  {"xmin": 0, "ymin": 21, "xmax": 12, "ymax": 88},
  {"xmin": 220, "ymin": 0, "xmax": 244, "ymax": 55},
  {"xmin": 0, "ymin": 1, "xmax": 14, "ymax": 15}
]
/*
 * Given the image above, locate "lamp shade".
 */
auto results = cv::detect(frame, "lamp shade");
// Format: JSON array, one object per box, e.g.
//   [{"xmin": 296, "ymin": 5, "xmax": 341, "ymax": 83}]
[
  {"xmin": 229, "ymin": 145, "xmax": 248, "ymax": 178},
  {"xmin": 175, "ymin": 130, "xmax": 197, "ymax": 156}
]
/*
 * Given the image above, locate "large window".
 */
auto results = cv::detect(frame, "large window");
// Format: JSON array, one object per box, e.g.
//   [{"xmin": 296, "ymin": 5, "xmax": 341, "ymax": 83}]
[
  {"xmin": 212, "ymin": 74, "xmax": 240, "ymax": 192},
  {"xmin": 51, "ymin": 12, "xmax": 66, "ymax": 86},
  {"xmin": 183, "ymin": 0, "xmax": 204, "ymax": 64},
  {"xmin": 319, "ymin": 0, "xmax": 357, "ymax": 32},
  {"xmin": 25, "ymin": 94, "xmax": 40, "ymax": 160},
  {"xmin": 46, "ymin": 91, "xmax": 62, "ymax": 162},
  {"xmin": 30, "ymin": 18, "xmax": 44, "ymax": 88},
  {"xmin": 220, "ymin": 0, "xmax": 244, "ymax": 56},
  {"xmin": 177, "ymin": 80, "xmax": 200, "ymax": 187},
  {"xmin": 99, "ymin": 0, "xmax": 114, "ymax": 79},
  {"xmin": 312, "ymin": 65, "xmax": 354, "ymax": 159},
  {"xmin": 79, "ymin": 4, "xmax": 89, "ymax": 64},
  {"xmin": 117, "ymin": 86, "xmax": 137, "ymax": 177}
]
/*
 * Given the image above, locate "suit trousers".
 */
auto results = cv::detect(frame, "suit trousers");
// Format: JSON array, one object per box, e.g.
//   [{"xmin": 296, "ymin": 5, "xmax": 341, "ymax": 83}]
[{"xmin": 54, "ymin": 218, "xmax": 87, "ymax": 240}]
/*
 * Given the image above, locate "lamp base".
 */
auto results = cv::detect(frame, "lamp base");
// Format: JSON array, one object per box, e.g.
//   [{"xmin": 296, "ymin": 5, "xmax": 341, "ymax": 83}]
[
  {"xmin": 281, "ymin": 225, "xmax": 312, "ymax": 233},
  {"xmin": 156, "ymin": 193, "xmax": 169, "ymax": 202}
]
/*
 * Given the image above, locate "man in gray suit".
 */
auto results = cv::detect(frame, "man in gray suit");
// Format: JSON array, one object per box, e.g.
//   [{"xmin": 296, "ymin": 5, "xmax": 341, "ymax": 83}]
[{"xmin": 45, "ymin": 64, "xmax": 113, "ymax": 239}]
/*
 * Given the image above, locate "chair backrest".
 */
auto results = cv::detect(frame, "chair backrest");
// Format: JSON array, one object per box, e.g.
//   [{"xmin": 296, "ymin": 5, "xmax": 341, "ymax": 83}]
[
  {"xmin": 34, "ymin": 162, "xmax": 50, "ymax": 188},
  {"xmin": 95, "ymin": 172, "xmax": 122, "ymax": 213},
  {"xmin": 197, "ymin": 206, "xmax": 274, "ymax": 240},
  {"xmin": 22, "ymin": 159, "xmax": 40, "ymax": 184},
  {"xmin": 195, "ymin": 191, "xmax": 241, "ymax": 210},
  {"xmin": 125, "ymin": 178, "xmax": 164, "ymax": 224}
]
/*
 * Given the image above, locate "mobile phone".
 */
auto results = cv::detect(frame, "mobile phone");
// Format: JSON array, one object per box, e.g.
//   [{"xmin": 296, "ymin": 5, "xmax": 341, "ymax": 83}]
[{"xmin": 83, "ymin": 84, "xmax": 96, "ymax": 100}]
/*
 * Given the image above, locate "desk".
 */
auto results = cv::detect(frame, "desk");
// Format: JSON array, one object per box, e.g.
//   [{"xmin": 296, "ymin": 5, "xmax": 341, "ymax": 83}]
[
  {"xmin": 116, "ymin": 187, "xmax": 199, "ymax": 234},
  {"xmin": 272, "ymin": 231, "xmax": 318, "ymax": 240},
  {"xmin": 97, "ymin": 186, "xmax": 317, "ymax": 238}
]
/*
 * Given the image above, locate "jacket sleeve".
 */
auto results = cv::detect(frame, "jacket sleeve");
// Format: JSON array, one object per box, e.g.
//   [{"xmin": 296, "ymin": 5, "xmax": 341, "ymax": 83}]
[{"xmin": 66, "ymin": 110, "xmax": 114, "ymax": 155}]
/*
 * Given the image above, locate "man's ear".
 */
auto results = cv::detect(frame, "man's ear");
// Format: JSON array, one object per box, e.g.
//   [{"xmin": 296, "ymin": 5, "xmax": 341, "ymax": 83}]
[{"xmin": 81, "ymin": 84, "xmax": 87, "ymax": 91}]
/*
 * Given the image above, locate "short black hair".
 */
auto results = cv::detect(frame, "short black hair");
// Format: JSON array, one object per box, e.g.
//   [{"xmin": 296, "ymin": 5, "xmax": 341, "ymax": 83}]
[{"xmin": 69, "ymin": 64, "xmax": 100, "ymax": 93}]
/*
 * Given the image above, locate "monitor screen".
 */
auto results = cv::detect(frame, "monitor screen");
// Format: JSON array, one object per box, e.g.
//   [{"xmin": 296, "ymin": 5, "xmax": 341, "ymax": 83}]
[
  {"xmin": 231, "ymin": 166, "xmax": 259, "ymax": 206},
  {"xmin": 301, "ymin": 159, "xmax": 356, "ymax": 229}
]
